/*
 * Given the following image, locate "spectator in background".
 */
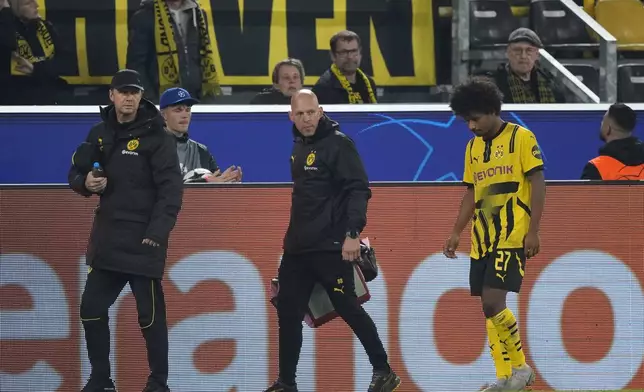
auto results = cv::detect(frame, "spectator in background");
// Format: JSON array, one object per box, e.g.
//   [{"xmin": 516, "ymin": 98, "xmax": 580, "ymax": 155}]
[
  {"xmin": 0, "ymin": 0, "xmax": 69, "ymax": 105},
  {"xmin": 312, "ymin": 30, "xmax": 378, "ymax": 104},
  {"xmin": 484, "ymin": 28, "xmax": 565, "ymax": 104},
  {"xmin": 250, "ymin": 58, "xmax": 305, "ymax": 104},
  {"xmin": 127, "ymin": 0, "xmax": 221, "ymax": 104},
  {"xmin": 581, "ymin": 103, "xmax": 644, "ymax": 180},
  {"xmin": 160, "ymin": 87, "xmax": 242, "ymax": 183}
]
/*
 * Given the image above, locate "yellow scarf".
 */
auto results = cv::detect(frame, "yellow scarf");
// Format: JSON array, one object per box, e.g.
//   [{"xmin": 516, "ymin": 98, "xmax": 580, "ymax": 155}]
[
  {"xmin": 153, "ymin": 0, "xmax": 221, "ymax": 97},
  {"xmin": 330, "ymin": 63, "xmax": 377, "ymax": 104},
  {"xmin": 11, "ymin": 19, "xmax": 55, "ymax": 76}
]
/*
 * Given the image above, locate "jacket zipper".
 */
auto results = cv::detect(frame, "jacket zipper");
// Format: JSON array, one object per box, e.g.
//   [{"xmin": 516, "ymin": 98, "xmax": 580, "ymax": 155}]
[{"xmin": 184, "ymin": 45, "xmax": 190, "ymax": 77}]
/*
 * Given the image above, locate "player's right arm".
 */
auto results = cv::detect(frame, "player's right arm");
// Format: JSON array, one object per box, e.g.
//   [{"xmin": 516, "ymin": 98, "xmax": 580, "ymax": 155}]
[{"xmin": 444, "ymin": 140, "xmax": 476, "ymax": 259}]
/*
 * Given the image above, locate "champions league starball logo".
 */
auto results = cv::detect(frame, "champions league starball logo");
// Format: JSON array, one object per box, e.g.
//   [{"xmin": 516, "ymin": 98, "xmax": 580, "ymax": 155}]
[{"xmin": 355, "ymin": 112, "xmax": 547, "ymax": 182}]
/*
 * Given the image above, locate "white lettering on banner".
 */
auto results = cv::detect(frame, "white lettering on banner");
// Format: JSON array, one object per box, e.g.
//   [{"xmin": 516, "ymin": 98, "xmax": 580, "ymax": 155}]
[
  {"xmin": 1, "ymin": 249, "xmax": 643, "ymax": 390},
  {"xmin": 276, "ymin": 254, "xmax": 316, "ymax": 392},
  {"xmin": 0, "ymin": 361, "xmax": 62, "ymax": 392},
  {"xmin": 167, "ymin": 251, "xmax": 268, "ymax": 391},
  {"xmin": 79, "ymin": 257, "xmax": 90, "ymax": 387},
  {"xmin": 399, "ymin": 252, "xmax": 518, "ymax": 392},
  {"xmin": 300, "ymin": 312, "xmax": 316, "ymax": 391},
  {"xmin": 0, "ymin": 254, "xmax": 70, "ymax": 339},
  {"xmin": 354, "ymin": 270, "xmax": 389, "ymax": 392},
  {"xmin": 0, "ymin": 254, "xmax": 68, "ymax": 391},
  {"xmin": 77, "ymin": 257, "xmax": 132, "ymax": 388},
  {"xmin": 528, "ymin": 250, "xmax": 644, "ymax": 391}
]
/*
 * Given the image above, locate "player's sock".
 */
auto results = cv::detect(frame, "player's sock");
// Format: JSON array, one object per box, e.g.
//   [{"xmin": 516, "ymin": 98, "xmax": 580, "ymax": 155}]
[
  {"xmin": 491, "ymin": 308, "xmax": 527, "ymax": 368},
  {"xmin": 486, "ymin": 318, "xmax": 512, "ymax": 379}
]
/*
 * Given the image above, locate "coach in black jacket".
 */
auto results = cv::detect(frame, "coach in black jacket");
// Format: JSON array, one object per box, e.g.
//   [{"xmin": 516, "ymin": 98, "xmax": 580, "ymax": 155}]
[
  {"xmin": 68, "ymin": 69, "xmax": 182, "ymax": 392},
  {"xmin": 263, "ymin": 90, "xmax": 400, "ymax": 392}
]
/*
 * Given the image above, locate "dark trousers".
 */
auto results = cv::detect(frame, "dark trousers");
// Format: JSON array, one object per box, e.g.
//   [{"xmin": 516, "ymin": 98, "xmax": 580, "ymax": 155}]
[
  {"xmin": 80, "ymin": 267, "xmax": 168, "ymax": 385},
  {"xmin": 277, "ymin": 251, "xmax": 389, "ymax": 384}
]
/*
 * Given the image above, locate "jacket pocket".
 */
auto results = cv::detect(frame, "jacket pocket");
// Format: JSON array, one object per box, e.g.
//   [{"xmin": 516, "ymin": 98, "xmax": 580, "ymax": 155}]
[
  {"xmin": 111, "ymin": 211, "xmax": 150, "ymax": 224},
  {"xmin": 107, "ymin": 213, "xmax": 149, "ymax": 254}
]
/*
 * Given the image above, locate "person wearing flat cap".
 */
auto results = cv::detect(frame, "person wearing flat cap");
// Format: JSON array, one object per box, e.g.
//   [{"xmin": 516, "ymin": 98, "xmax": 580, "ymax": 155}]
[
  {"xmin": 484, "ymin": 27, "xmax": 566, "ymax": 104},
  {"xmin": 68, "ymin": 69, "xmax": 183, "ymax": 392},
  {"xmin": 159, "ymin": 87, "xmax": 242, "ymax": 183}
]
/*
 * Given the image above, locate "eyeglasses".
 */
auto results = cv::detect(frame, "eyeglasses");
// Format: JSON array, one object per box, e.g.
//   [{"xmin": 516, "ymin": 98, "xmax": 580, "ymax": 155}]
[
  {"xmin": 509, "ymin": 47, "xmax": 538, "ymax": 56},
  {"xmin": 334, "ymin": 49, "xmax": 360, "ymax": 58}
]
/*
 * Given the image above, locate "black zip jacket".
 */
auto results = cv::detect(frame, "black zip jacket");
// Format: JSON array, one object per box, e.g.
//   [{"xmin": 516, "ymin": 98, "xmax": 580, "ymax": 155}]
[
  {"xmin": 68, "ymin": 99, "xmax": 184, "ymax": 278},
  {"xmin": 312, "ymin": 68, "xmax": 377, "ymax": 105},
  {"xmin": 283, "ymin": 115, "xmax": 371, "ymax": 254},
  {"xmin": 581, "ymin": 136, "xmax": 644, "ymax": 180},
  {"xmin": 249, "ymin": 88, "xmax": 292, "ymax": 105}
]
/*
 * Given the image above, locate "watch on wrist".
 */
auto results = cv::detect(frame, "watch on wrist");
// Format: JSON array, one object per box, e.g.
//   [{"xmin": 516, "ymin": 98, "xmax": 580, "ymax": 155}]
[{"xmin": 346, "ymin": 230, "xmax": 360, "ymax": 239}]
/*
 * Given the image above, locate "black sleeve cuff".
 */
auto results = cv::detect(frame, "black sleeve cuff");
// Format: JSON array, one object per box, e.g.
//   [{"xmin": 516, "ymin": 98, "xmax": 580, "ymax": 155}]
[
  {"xmin": 463, "ymin": 181, "xmax": 474, "ymax": 188},
  {"xmin": 525, "ymin": 165, "xmax": 544, "ymax": 177}
]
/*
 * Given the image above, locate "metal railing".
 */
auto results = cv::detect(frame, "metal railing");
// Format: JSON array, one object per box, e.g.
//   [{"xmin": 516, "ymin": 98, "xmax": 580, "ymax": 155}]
[
  {"xmin": 451, "ymin": 0, "xmax": 470, "ymax": 87},
  {"xmin": 538, "ymin": 49, "xmax": 600, "ymax": 103},
  {"xmin": 451, "ymin": 0, "xmax": 618, "ymax": 103},
  {"xmin": 559, "ymin": 0, "xmax": 617, "ymax": 102}
]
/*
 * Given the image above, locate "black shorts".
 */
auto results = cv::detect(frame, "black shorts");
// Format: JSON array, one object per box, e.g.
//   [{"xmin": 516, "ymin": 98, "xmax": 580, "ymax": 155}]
[{"xmin": 470, "ymin": 248, "xmax": 526, "ymax": 296}]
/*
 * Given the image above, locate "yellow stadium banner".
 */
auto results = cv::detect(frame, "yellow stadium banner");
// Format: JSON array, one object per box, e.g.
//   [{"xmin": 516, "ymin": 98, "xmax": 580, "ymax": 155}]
[{"xmin": 38, "ymin": 0, "xmax": 435, "ymax": 86}]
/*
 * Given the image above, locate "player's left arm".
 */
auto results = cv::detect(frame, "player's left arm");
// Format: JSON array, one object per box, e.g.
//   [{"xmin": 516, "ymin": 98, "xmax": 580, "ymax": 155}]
[
  {"xmin": 520, "ymin": 130, "xmax": 546, "ymax": 258},
  {"xmin": 527, "ymin": 170, "xmax": 545, "ymax": 235}
]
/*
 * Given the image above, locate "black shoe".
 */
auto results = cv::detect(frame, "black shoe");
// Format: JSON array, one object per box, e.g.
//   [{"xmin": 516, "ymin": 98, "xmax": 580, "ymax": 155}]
[
  {"xmin": 142, "ymin": 380, "xmax": 170, "ymax": 392},
  {"xmin": 81, "ymin": 377, "xmax": 117, "ymax": 392},
  {"xmin": 263, "ymin": 379, "xmax": 298, "ymax": 392},
  {"xmin": 368, "ymin": 369, "xmax": 401, "ymax": 392}
]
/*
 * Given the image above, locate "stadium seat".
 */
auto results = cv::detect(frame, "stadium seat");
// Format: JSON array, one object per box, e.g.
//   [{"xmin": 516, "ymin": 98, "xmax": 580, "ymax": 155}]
[
  {"xmin": 438, "ymin": 5, "xmax": 529, "ymax": 18},
  {"xmin": 469, "ymin": 0, "xmax": 521, "ymax": 48},
  {"xmin": 530, "ymin": 0, "xmax": 597, "ymax": 48},
  {"xmin": 617, "ymin": 63, "xmax": 644, "ymax": 101},
  {"xmin": 595, "ymin": 0, "xmax": 644, "ymax": 51},
  {"xmin": 507, "ymin": 0, "xmax": 530, "ymax": 15},
  {"xmin": 562, "ymin": 63, "xmax": 600, "ymax": 94}
]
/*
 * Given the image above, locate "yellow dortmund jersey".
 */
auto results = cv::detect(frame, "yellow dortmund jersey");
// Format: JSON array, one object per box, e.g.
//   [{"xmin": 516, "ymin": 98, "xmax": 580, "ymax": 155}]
[{"xmin": 463, "ymin": 122, "xmax": 544, "ymax": 259}]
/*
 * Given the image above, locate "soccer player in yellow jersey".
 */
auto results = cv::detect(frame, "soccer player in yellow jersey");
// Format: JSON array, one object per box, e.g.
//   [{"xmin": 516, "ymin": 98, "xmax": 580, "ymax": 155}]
[{"xmin": 443, "ymin": 77, "xmax": 546, "ymax": 391}]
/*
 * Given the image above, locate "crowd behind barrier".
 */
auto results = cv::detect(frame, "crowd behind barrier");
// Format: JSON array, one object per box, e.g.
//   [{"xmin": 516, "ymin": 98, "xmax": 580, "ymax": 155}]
[
  {"xmin": 1, "ymin": 183, "xmax": 643, "ymax": 391},
  {"xmin": 0, "ymin": 0, "xmax": 437, "ymax": 105},
  {"xmin": 4, "ymin": 0, "xmax": 643, "ymax": 106}
]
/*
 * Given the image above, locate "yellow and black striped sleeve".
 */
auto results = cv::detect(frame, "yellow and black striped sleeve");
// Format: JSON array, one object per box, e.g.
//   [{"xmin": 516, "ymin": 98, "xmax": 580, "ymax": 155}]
[{"xmin": 518, "ymin": 130, "xmax": 544, "ymax": 176}]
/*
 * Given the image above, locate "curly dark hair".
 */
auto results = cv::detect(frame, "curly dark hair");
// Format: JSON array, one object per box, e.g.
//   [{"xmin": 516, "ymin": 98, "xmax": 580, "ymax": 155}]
[{"xmin": 449, "ymin": 76, "xmax": 504, "ymax": 118}]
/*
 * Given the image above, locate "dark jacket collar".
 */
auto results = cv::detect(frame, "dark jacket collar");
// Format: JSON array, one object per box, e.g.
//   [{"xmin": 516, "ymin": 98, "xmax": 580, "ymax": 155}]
[
  {"xmin": 167, "ymin": 128, "xmax": 190, "ymax": 143},
  {"xmin": 599, "ymin": 136, "xmax": 644, "ymax": 166},
  {"xmin": 292, "ymin": 114, "xmax": 338, "ymax": 143},
  {"xmin": 173, "ymin": 133, "xmax": 190, "ymax": 143}
]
